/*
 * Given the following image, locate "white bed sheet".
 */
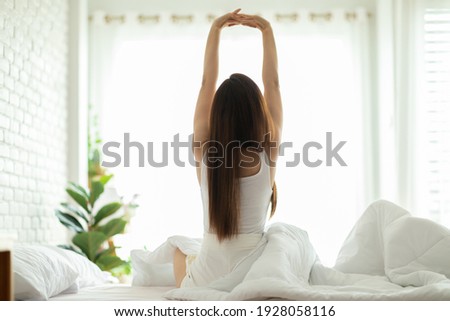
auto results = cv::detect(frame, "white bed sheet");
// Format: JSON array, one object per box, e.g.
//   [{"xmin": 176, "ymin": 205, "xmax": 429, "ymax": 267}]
[
  {"xmin": 51, "ymin": 201, "xmax": 450, "ymax": 301},
  {"xmin": 50, "ymin": 284, "xmax": 174, "ymax": 301},
  {"xmin": 143, "ymin": 201, "xmax": 450, "ymax": 301}
]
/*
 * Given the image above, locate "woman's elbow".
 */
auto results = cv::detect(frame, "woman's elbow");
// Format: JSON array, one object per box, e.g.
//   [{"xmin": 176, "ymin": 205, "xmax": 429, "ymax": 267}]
[{"xmin": 264, "ymin": 78, "xmax": 280, "ymax": 90}]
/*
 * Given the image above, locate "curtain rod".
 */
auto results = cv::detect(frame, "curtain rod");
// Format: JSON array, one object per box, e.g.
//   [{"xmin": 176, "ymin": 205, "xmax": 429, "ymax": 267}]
[{"xmin": 89, "ymin": 11, "xmax": 372, "ymax": 24}]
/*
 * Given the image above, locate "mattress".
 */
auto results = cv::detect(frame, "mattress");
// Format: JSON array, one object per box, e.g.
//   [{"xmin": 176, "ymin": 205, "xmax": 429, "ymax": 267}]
[{"xmin": 50, "ymin": 284, "xmax": 174, "ymax": 301}]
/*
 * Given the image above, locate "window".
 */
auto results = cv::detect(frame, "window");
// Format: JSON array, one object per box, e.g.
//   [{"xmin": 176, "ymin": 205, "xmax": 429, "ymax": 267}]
[
  {"xmin": 89, "ymin": 9, "xmax": 373, "ymax": 265},
  {"xmin": 417, "ymin": 6, "xmax": 450, "ymax": 226}
]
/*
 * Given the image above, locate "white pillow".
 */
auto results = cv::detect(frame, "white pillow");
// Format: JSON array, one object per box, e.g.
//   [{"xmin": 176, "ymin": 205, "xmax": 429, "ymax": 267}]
[
  {"xmin": 13, "ymin": 245, "xmax": 79, "ymax": 300},
  {"xmin": 131, "ymin": 249, "xmax": 176, "ymax": 286},
  {"xmin": 334, "ymin": 200, "xmax": 410, "ymax": 275},
  {"xmin": 44, "ymin": 245, "xmax": 110, "ymax": 288}
]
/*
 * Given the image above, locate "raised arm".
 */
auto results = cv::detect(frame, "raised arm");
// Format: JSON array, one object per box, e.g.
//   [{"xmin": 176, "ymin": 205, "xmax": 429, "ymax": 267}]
[
  {"xmin": 193, "ymin": 9, "xmax": 241, "ymax": 163},
  {"xmin": 240, "ymin": 15, "xmax": 283, "ymax": 141}
]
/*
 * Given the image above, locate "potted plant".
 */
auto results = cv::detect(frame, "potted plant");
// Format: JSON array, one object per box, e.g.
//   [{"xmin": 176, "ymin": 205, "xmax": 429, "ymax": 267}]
[
  {"xmin": 55, "ymin": 105, "xmax": 138, "ymax": 274},
  {"xmin": 55, "ymin": 176, "xmax": 131, "ymax": 272}
]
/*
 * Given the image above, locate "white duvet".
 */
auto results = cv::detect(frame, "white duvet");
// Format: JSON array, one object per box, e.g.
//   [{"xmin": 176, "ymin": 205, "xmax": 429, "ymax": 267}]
[{"xmin": 132, "ymin": 200, "xmax": 450, "ymax": 300}]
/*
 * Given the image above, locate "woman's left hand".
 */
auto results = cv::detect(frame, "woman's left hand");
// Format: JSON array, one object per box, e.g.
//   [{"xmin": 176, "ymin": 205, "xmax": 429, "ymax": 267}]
[
  {"xmin": 212, "ymin": 9, "xmax": 242, "ymax": 29},
  {"xmin": 237, "ymin": 14, "xmax": 272, "ymax": 32}
]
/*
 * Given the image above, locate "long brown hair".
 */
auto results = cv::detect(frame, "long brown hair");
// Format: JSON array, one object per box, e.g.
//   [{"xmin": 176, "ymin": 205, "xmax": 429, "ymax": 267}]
[{"xmin": 205, "ymin": 73, "xmax": 277, "ymax": 241}]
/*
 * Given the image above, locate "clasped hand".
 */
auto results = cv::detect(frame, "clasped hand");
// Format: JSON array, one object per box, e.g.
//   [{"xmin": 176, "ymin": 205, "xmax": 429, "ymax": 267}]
[{"xmin": 213, "ymin": 9, "xmax": 271, "ymax": 31}]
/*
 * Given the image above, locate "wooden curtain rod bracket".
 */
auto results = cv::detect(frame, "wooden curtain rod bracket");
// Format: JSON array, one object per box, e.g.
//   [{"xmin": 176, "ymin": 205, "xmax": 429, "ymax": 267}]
[
  {"xmin": 207, "ymin": 14, "xmax": 216, "ymax": 23},
  {"xmin": 171, "ymin": 14, "xmax": 194, "ymax": 23},
  {"xmin": 138, "ymin": 14, "xmax": 160, "ymax": 23},
  {"xmin": 104, "ymin": 15, "xmax": 125, "ymax": 24},
  {"xmin": 309, "ymin": 12, "xmax": 371, "ymax": 22},
  {"xmin": 346, "ymin": 12, "xmax": 357, "ymax": 21},
  {"xmin": 275, "ymin": 13, "xmax": 299, "ymax": 22},
  {"xmin": 309, "ymin": 12, "xmax": 332, "ymax": 22},
  {"xmin": 346, "ymin": 12, "xmax": 372, "ymax": 21},
  {"xmin": 88, "ymin": 11, "xmax": 372, "ymax": 24}
]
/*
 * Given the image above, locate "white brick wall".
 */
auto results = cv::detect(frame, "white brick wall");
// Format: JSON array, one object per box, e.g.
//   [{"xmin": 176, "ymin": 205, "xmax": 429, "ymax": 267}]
[{"xmin": 0, "ymin": 0, "xmax": 69, "ymax": 244}]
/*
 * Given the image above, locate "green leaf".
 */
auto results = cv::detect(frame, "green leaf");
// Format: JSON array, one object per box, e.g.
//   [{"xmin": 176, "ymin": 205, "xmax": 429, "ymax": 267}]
[
  {"xmin": 99, "ymin": 174, "xmax": 113, "ymax": 186},
  {"xmin": 96, "ymin": 255, "xmax": 126, "ymax": 271},
  {"xmin": 68, "ymin": 182, "xmax": 89, "ymax": 200},
  {"xmin": 111, "ymin": 260, "xmax": 132, "ymax": 276},
  {"xmin": 66, "ymin": 188, "xmax": 89, "ymax": 213},
  {"xmin": 57, "ymin": 244, "xmax": 86, "ymax": 257},
  {"xmin": 89, "ymin": 181, "xmax": 104, "ymax": 207},
  {"xmin": 60, "ymin": 202, "xmax": 89, "ymax": 223},
  {"xmin": 94, "ymin": 202, "xmax": 122, "ymax": 226},
  {"xmin": 96, "ymin": 218, "xmax": 127, "ymax": 238},
  {"xmin": 55, "ymin": 210, "xmax": 85, "ymax": 233},
  {"xmin": 95, "ymin": 247, "xmax": 117, "ymax": 262},
  {"xmin": 92, "ymin": 149, "xmax": 101, "ymax": 164},
  {"xmin": 72, "ymin": 232, "xmax": 107, "ymax": 261}
]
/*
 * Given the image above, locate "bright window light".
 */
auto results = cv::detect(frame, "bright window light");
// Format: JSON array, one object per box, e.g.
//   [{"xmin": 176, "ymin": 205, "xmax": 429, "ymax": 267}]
[{"xmin": 93, "ymin": 22, "xmax": 368, "ymax": 266}]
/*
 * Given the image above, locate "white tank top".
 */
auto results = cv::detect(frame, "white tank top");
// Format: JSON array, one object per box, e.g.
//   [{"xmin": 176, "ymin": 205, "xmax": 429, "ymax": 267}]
[{"xmin": 200, "ymin": 151, "xmax": 272, "ymax": 234}]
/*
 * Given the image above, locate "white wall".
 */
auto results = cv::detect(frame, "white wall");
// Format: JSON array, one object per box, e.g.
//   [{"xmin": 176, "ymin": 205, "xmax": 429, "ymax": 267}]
[{"xmin": 0, "ymin": 0, "xmax": 70, "ymax": 243}]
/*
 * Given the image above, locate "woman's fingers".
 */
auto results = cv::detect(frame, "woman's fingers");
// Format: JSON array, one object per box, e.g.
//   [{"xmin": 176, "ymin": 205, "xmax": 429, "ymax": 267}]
[
  {"xmin": 225, "ymin": 21, "xmax": 238, "ymax": 27},
  {"xmin": 235, "ymin": 14, "xmax": 270, "ymax": 31},
  {"xmin": 214, "ymin": 10, "xmax": 241, "ymax": 29},
  {"xmin": 214, "ymin": 10, "xmax": 268, "ymax": 30},
  {"xmin": 237, "ymin": 17, "xmax": 258, "ymax": 28},
  {"xmin": 223, "ymin": 10, "xmax": 242, "ymax": 25},
  {"xmin": 236, "ymin": 13, "xmax": 255, "ymax": 21}
]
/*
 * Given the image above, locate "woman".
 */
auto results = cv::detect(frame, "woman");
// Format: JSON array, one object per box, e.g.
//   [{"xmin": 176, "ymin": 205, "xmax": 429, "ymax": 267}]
[{"xmin": 173, "ymin": 9, "xmax": 283, "ymax": 288}]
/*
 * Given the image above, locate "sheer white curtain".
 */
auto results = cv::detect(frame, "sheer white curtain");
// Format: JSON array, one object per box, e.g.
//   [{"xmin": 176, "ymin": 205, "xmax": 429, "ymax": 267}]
[
  {"xmin": 89, "ymin": 9, "xmax": 372, "ymax": 265},
  {"xmin": 374, "ymin": 0, "xmax": 450, "ymax": 227},
  {"xmin": 273, "ymin": 9, "xmax": 371, "ymax": 264}
]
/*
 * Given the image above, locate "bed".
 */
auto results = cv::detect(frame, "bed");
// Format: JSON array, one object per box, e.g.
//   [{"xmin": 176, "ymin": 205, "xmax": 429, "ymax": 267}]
[
  {"xmin": 129, "ymin": 200, "xmax": 450, "ymax": 301},
  {"xmin": 12, "ymin": 200, "xmax": 450, "ymax": 301},
  {"xmin": 49, "ymin": 284, "xmax": 173, "ymax": 301},
  {"xmin": 11, "ymin": 244, "xmax": 175, "ymax": 301}
]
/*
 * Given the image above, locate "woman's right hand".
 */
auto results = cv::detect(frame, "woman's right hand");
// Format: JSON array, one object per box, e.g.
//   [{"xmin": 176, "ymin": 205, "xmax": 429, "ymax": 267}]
[
  {"xmin": 212, "ymin": 9, "xmax": 242, "ymax": 30},
  {"xmin": 238, "ymin": 14, "xmax": 272, "ymax": 32}
]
